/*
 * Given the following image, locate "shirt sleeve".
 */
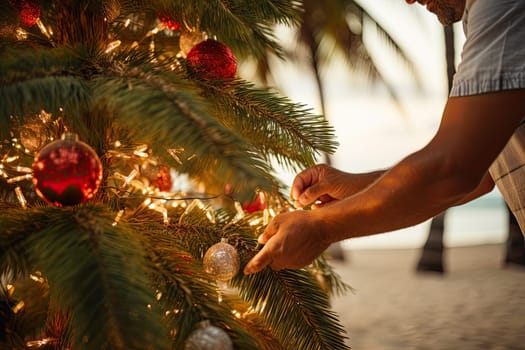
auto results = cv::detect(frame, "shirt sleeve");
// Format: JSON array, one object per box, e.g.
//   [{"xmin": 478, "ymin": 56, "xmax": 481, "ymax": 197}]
[{"xmin": 450, "ymin": 0, "xmax": 525, "ymax": 97}]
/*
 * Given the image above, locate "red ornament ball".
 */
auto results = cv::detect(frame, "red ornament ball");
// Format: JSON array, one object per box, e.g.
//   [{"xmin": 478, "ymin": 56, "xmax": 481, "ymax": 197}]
[
  {"xmin": 19, "ymin": 0, "xmax": 41, "ymax": 27},
  {"xmin": 152, "ymin": 165, "xmax": 173, "ymax": 192},
  {"xmin": 158, "ymin": 11, "xmax": 180, "ymax": 31},
  {"xmin": 32, "ymin": 133, "xmax": 103, "ymax": 207},
  {"xmin": 242, "ymin": 192, "xmax": 266, "ymax": 213},
  {"xmin": 186, "ymin": 39, "xmax": 237, "ymax": 80}
]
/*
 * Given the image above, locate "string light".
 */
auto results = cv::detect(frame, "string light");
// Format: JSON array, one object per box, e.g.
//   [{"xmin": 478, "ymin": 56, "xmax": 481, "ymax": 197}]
[
  {"xmin": 15, "ymin": 186, "xmax": 27, "ymax": 209},
  {"xmin": 105, "ymin": 39, "xmax": 122, "ymax": 53}
]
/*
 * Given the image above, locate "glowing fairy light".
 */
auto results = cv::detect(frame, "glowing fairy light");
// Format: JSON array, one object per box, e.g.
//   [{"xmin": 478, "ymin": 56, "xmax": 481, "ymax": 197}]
[
  {"xmin": 105, "ymin": 40, "xmax": 122, "ymax": 53},
  {"xmin": 36, "ymin": 18, "xmax": 52, "ymax": 40},
  {"xmin": 133, "ymin": 144, "xmax": 149, "ymax": 158},
  {"xmin": 7, "ymin": 174, "xmax": 32, "ymax": 184},
  {"xmin": 15, "ymin": 186, "xmax": 27, "ymax": 209},
  {"xmin": 12, "ymin": 300, "xmax": 25, "ymax": 314},
  {"xmin": 114, "ymin": 140, "xmax": 122, "ymax": 147},
  {"xmin": 123, "ymin": 169, "xmax": 138, "ymax": 187},
  {"xmin": 124, "ymin": 18, "xmax": 131, "ymax": 27},
  {"xmin": 29, "ymin": 273, "xmax": 45, "ymax": 283},
  {"xmin": 4, "ymin": 155, "xmax": 19, "ymax": 163},
  {"xmin": 15, "ymin": 166, "xmax": 32, "ymax": 173},
  {"xmin": 168, "ymin": 147, "xmax": 184, "ymax": 165},
  {"xmin": 112, "ymin": 209, "xmax": 124, "ymax": 226},
  {"xmin": 26, "ymin": 338, "xmax": 57, "ymax": 348},
  {"xmin": 15, "ymin": 27, "xmax": 28, "ymax": 40}
]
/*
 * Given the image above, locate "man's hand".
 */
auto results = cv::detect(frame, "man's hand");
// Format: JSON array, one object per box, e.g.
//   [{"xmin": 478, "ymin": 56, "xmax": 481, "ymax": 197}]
[
  {"xmin": 243, "ymin": 209, "xmax": 331, "ymax": 274},
  {"xmin": 292, "ymin": 164, "xmax": 383, "ymax": 209}
]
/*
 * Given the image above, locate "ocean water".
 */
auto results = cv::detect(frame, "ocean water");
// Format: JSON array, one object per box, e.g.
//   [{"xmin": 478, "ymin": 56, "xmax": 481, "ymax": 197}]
[{"xmin": 343, "ymin": 190, "xmax": 509, "ymax": 250}]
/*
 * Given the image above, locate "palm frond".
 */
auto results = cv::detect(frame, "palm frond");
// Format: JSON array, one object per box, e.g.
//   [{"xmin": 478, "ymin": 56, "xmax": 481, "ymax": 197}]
[
  {"xmin": 25, "ymin": 205, "xmax": 169, "ymax": 349},
  {"xmin": 93, "ymin": 70, "xmax": 275, "ymax": 200},
  {"xmin": 202, "ymin": 79, "xmax": 338, "ymax": 171},
  {"xmin": 233, "ymin": 269, "xmax": 350, "ymax": 350},
  {"xmin": 141, "ymin": 225, "xmax": 262, "ymax": 349},
  {"xmin": 0, "ymin": 48, "xmax": 89, "ymax": 139},
  {"xmin": 157, "ymin": 0, "xmax": 301, "ymax": 59},
  {"xmin": 0, "ymin": 203, "xmax": 40, "ymax": 279}
]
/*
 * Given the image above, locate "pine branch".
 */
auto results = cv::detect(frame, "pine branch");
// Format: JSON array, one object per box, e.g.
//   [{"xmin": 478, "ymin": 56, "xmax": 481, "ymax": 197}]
[
  {"xmin": 203, "ymin": 79, "xmax": 338, "ymax": 171},
  {"xmin": 93, "ymin": 68, "xmax": 275, "ymax": 200},
  {"xmin": 24, "ymin": 205, "xmax": 169, "ymax": 349}
]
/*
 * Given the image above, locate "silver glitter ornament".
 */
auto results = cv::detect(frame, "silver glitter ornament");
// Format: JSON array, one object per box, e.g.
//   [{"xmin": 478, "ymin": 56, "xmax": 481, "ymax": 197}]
[
  {"xmin": 184, "ymin": 320, "xmax": 233, "ymax": 350},
  {"xmin": 203, "ymin": 239, "xmax": 240, "ymax": 281}
]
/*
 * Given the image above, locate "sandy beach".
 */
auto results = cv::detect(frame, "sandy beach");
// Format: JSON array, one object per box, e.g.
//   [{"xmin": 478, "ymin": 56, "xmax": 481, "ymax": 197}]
[{"xmin": 330, "ymin": 244, "xmax": 525, "ymax": 350}]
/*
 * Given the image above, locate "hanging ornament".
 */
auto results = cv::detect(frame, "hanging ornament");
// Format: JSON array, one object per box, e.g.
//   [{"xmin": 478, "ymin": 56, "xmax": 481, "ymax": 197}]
[
  {"xmin": 179, "ymin": 30, "xmax": 206, "ymax": 56},
  {"xmin": 32, "ymin": 133, "xmax": 103, "ymax": 207},
  {"xmin": 151, "ymin": 165, "xmax": 172, "ymax": 192},
  {"xmin": 203, "ymin": 239, "xmax": 240, "ymax": 281},
  {"xmin": 157, "ymin": 11, "xmax": 180, "ymax": 31},
  {"xmin": 18, "ymin": 0, "xmax": 41, "ymax": 27},
  {"xmin": 242, "ymin": 192, "xmax": 266, "ymax": 213},
  {"xmin": 186, "ymin": 39, "xmax": 237, "ymax": 80},
  {"xmin": 19, "ymin": 118, "xmax": 48, "ymax": 152},
  {"xmin": 184, "ymin": 320, "xmax": 233, "ymax": 350}
]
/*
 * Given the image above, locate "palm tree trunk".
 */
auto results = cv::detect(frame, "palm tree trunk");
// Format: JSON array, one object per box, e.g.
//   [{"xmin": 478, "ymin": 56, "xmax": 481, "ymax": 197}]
[
  {"xmin": 504, "ymin": 205, "xmax": 525, "ymax": 266},
  {"xmin": 416, "ymin": 25, "xmax": 455, "ymax": 273}
]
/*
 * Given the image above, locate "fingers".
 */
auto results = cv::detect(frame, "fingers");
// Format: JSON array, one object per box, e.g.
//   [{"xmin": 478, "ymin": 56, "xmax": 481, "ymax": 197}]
[
  {"xmin": 257, "ymin": 220, "xmax": 279, "ymax": 244},
  {"xmin": 292, "ymin": 165, "xmax": 332, "ymax": 208},
  {"xmin": 244, "ymin": 219, "xmax": 282, "ymax": 274},
  {"xmin": 243, "ymin": 243, "xmax": 274, "ymax": 275},
  {"xmin": 291, "ymin": 166, "xmax": 322, "ymax": 202}
]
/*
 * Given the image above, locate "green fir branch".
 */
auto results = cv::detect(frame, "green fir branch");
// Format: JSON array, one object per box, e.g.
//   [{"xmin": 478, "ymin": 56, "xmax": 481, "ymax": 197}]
[{"xmin": 25, "ymin": 205, "xmax": 169, "ymax": 350}]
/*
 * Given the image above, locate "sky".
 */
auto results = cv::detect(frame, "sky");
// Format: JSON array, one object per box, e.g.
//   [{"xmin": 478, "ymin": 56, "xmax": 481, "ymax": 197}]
[{"xmin": 243, "ymin": 1, "xmax": 509, "ymax": 249}]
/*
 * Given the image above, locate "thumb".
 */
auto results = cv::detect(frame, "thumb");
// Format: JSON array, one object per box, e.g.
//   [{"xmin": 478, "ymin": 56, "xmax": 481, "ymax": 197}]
[{"xmin": 296, "ymin": 183, "xmax": 326, "ymax": 207}]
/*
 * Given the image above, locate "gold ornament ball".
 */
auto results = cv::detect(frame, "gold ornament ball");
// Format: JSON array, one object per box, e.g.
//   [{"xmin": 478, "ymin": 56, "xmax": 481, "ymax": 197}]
[
  {"xmin": 203, "ymin": 240, "xmax": 240, "ymax": 281},
  {"xmin": 20, "ymin": 123, "xmax": 48, "ymax": 152},
  {"xmin": 179, "ymin": 31, "xmax": 206, "ymax": 55},
  {"xmin": 184, "ymin": 321, "xmax": 233, "ymax": 350}
]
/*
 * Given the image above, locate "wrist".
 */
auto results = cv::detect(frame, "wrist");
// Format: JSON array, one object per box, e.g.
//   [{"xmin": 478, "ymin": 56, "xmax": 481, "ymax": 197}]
[{"xmin": 311, "ymin": 206, "xmax": 349, "ymax": 245}]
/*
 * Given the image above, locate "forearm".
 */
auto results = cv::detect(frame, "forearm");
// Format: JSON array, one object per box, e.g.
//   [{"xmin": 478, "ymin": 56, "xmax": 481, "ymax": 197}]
[
  {"xmin": 453, "ymin": 172, "xmax": 494, "ymax": 206},
  {"xmin": 319, "ymin": 149, "xmax": 483, "ymax": 242},
  {"xmin": 351, "ymin": 169, "xmax": 387, "ymax": 190}
]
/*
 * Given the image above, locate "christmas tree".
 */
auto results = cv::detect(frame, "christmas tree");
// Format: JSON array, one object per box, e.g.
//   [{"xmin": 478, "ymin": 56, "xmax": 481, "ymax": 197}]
[{"xmin": 0, "ymin": 1, "xmax": 351, "ymax": 349}]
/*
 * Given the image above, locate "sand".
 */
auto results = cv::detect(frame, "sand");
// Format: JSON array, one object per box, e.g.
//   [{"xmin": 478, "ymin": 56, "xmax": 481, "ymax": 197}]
[{"xmin": 330, "ymin": 244, "xmax": 525, "ymax": 350}]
